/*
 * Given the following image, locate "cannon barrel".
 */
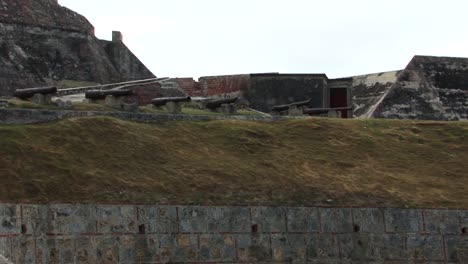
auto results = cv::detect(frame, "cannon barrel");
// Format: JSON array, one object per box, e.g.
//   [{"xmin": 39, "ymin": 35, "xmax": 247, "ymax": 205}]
[
  {"xmin": 303, "ymin": 107, "xmax": 352, "ymax": 115},
  {"xmin": 205, "ymin": 97, "xmax": 238, "ymax": 110},
  {"xmin": 272, "ymin": 99, "xmax": 311, "ymax": 112},
  {"xmin": 151, "ymin": 96, "xmax": 191, "ymax": 107},
  {"xmin": 85, "ymin": 89, "xmax": 133, "ymax": 100},
  {"xmin": 13, "ymin": 87, "xmax": 57, "ymax": 99}
]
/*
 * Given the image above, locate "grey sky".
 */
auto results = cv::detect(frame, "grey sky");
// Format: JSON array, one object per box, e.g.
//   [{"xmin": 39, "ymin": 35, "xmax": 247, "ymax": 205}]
[{"xmin": 59, "ymin": 0, "xmax": 468, "ymax": 79}]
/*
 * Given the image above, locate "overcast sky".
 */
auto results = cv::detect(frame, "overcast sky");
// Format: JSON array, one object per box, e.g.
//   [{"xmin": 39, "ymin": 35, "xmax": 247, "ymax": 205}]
[{"xmin": 59, "ymin": 0, "xmax": 468, "ymax": 79}]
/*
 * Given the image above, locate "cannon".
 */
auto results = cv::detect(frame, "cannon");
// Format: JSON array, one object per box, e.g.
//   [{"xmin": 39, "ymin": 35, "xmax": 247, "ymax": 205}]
[
  {"xmin": 85, "ymin": 89, "xmax": 134, "ymax": 100},
  {"xmin": 13, "ymin": 87, "xmax": 57, "ymax": 99},
  {"xmin": 271, "ymin": 99, "xmax": 311, "ymax": 112},
  {"xmin": 205, "ymin": 97, "xmax": 238, "ymax": 110},
  {"xmin": 151, "ymin": 96, "xmax": 191, "ymax": 107}
]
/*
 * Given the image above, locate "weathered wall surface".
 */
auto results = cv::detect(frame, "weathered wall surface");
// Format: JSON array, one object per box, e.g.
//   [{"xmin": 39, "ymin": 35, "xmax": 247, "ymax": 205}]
[
  {"xmin": 0, "ymin": 22, "xmax": 121, "ymax": 96},
  {"xmin": 0, "ymin": 204, "xmax": 466, "ymax": 263},
  {"xmin": 198, "ymin": 74, "xmax": 250, "ymax": 98},
  {"xmin": 0, "ymin": 108, "xmax": 309, "ymax": 125},
  {"xmin": 373, "ymin": 56, "xmax": 468, "ymax": 120},
  {"xmin": 247, "ymin": 74, "xmax": 327, "ymax": 112},
  {"xmin": 122, "ymin": 81, "xmax": 186, "ymax": 105},
  {"xmin": 100, "ymin": 33, "xmax": 155, "ymax": 82},
  {"xmin": 351, "ymin": 71, "xmax": 401, "ymax": 118},
  {"xmin": 0, "ymin": 1, "xmax": 155, "ymax": 96},
  {"xmin": 352, "ymin": 56, "xmax": 468, "ymax": 120}
]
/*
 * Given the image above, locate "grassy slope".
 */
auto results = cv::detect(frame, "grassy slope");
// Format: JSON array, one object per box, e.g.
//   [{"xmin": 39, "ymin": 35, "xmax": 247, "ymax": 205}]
[{"xmin": 0, "ymin": 117, "xmax": 466, "ymax": 208}]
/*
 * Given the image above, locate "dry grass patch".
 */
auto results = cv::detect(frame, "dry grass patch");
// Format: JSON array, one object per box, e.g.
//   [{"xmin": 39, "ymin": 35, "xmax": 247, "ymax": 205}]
[{"xmin": 0, "ymin": 117, "xmax": 466, "ymax": 208}]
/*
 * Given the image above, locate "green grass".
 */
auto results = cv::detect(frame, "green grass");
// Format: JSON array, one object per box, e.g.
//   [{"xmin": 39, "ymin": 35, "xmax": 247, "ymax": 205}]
[{"xmin": 0, "ymin": 117, "xmax": 466, "ymax": 208}]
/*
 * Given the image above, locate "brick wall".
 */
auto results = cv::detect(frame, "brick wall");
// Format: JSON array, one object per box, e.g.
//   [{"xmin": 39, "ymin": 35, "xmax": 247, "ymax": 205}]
[
  {"xmin": 198, "ymin": 75, "xmax": 250, "ymax": 97},
  {"xmin": 0, "ymin": 204, "xmax": 466, "ymax": 263},
  {"xmin": 173, "ymin": 78, "xmax": 201, "ymax": 97}
]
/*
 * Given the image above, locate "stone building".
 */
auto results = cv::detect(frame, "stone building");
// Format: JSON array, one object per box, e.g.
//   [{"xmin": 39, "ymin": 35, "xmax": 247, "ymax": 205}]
[{"xmin": 171, "ymin": 55, "xmax": 467, "ymax": 120}]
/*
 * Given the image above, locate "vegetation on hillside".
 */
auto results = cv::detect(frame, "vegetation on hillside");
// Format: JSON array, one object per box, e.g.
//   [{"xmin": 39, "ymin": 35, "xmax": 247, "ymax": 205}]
[{"xmin": 0, "ymin": 117, "xmax": 466, "ymax": 208}]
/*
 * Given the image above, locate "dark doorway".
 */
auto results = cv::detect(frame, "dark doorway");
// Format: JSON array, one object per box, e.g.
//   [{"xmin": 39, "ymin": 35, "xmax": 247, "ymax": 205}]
[{"xmin": 330, "ymin": 88, "xmax": 348, "ymax": 118}]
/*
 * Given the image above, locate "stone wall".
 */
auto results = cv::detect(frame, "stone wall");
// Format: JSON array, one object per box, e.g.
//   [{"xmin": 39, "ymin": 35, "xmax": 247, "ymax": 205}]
[
  {"xmin": 0, "ymin": 204, "xmax": 466, "ymax": 263},
  {"xmin": 100, "ymin": 32, "xmax": 156, "ymax": 82},
  {"xmin": 351, "ymin": 56, "xmax": 468, "ymax": 120},
  {"xmin": 247, "ymin": 74, "xmax": 327, "ymax": 112},
  {"xmin": 0, "ymin": 108, "xmax": 308, "ymax": 125},
  {"xmin": 198, "ymin": 74, "xmax": 250, "ymax": 98}
]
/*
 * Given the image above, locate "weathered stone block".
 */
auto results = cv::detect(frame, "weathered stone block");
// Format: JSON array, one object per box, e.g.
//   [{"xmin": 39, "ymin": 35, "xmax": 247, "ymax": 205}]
[
  {"xmin": 159, "ymin": 235, "xmax": 198, "ymax": 263},
  {"xmin": 0, "ymin": 205, "xmax": 18, "ymax": 234},
  {"xmin": 286, "ymin": 207, "xmax": 320, "ymax": 233},
  {"xmin": 339, "ymin": 233, "xmax": 394, "ymax": 261},
  {"xmin": 306, "ymin": 234, "xmax": 340, "ymax": 261},
  {"xmin": 40, "ymin": 237, "xmax": 72, "ymax": 263},
  {"xmin": 320, "ymin": 208, "xmax": 353, "ymax": 233},
  {"xmin": 271, "ymin": 234, "xmax": 307, "ymax": 262},
  {"xmin": 0, "ymin": 237, "xmax": 11, "ymax": 261},
  {"xmin": 179, "ymin": 206, "xmax": 250, "ymax": 233},
  {"xmin": 384, "ymin": 209, "xmax": 421, "ymax": 233},
  {"xmin": 166, "ymin": 101, "xmax": 182, "ymax": 114},
  {"xmin": 221, "ymin": 103, "xmax": 237, "ymax": 115},
  {"xmin": 75, "ymin": 236, "xmax": 99, "ymax": 263},
  {"xmin": 117, "ymin": 235, "xmax": 159, "ymax": 263},
  {"xmin": 137, "ymin": 206, "xmax": 178, "ymax": 233},
  {"xmin": 21, "ymin": 204, "xmax": 53, "ymax": 235},
  {"xmin": 445, "ymin": 236, "xmax": 468, "ymax": 263},
  {"xmin": 104, "ymin": 95, "xmax": 121, "ymax": 109},
  {"xmin": 199, "ymin": 235, "xmax": 236, "ymax": 262},
  {"xmin": 406, "ymin": 235, "xmax": 444, "ymax": 261},
  {"xmin": 287, "ymin": 105, "xmax": 303, "ymax": 116},
  {"xmin": 352, "ymin": 208, "xmax": 385, "ymax": 233},
  {"xmin": 237, "ymin": 234, "xmax": 272, "ymax": 262},
  {"xmin": 31, "ymin": 93, "xmax": 52, "ymax": 105},
  {"xmin": 251, "ymin": 207, "xmax": 287, "ymax": 233},
  {"xmin": 51, "ymin": 204, "xmax": 96, "ymax": 234},
  {"xmin": 380, "ymin": 234, "xmax": 407, "ymax": 260},
  {"xmin": 96, "ymin": 236, "xmax": 119, "ymax": 264},
  {"xmin": 122, "ymin": 102, "xmax": 138, "ymax": 112},
  {"xmin": 10, "ymin": 236, "xmax": 35, "ymax": 264},
  {"xmin": 96, "ymin": 205, "xmax": 137, "ymax": 233},
  {"xmin": 424, "ymin": 209, "xmax": 461, "ymax": 234},
  {"xmin": 56, "ymin": 99, "xmax": 73, "ymax": 109}
]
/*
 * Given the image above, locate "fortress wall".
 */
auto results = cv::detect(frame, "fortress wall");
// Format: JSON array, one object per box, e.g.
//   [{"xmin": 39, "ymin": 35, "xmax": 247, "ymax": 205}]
[
  {"xmin": 100, "ymin": 33, "xmax": 156, "ymax": 82},
  {"xmin": 372, "ymin": 56, "xmax": 468, "ymax": 121},
  {"xmin": 0, "ymin": 108, "xmax": 310, "ymax": 125},
  {"xmin": 198, "ymin": 74, "xmax": 250, "ymax": 97},
  {"xmin": 0, "ymin": 203, "xmax": 466, "ymax": 263},
  {"xmin": 248, "ymin": 74, "xmax": 327, "ymax": 112}
]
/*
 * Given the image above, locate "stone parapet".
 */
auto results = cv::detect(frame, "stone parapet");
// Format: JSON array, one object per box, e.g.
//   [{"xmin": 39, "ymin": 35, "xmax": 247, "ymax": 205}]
[{"xmin": 0, "ymin": 204, "xmax": 466, "ymax": 263}]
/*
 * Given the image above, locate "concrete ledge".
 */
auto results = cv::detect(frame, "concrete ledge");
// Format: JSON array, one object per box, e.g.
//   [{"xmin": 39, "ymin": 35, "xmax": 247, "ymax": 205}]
[{"xmin": 0, "ymin": 108, "xmax": 309, "ymax": 125}]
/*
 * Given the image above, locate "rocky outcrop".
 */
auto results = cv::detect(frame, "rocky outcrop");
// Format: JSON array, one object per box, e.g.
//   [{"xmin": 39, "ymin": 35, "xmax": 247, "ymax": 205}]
[
  {"xmin": 0, "ymin": 0, "xmax": 155, "ymax": 96},
  {"xmin": 352, "ymin": 56, "xmax": 468, "ymax": 120}
]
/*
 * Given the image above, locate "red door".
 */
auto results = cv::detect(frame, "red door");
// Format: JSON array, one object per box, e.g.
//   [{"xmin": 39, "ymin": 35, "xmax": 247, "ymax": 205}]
[{"xmin": 330, "ymin": 88, "xmax": 348, "ymax": 118}]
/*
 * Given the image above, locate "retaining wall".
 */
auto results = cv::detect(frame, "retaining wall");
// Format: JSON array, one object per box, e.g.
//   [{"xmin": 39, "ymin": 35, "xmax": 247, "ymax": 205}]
[
  {"xmin": 0, "ymin": 204, "xmax": 466, "ymax": 263},
  {"xmin": 0, "ymin": 109, "xmax": 304, "ymax": 125}
]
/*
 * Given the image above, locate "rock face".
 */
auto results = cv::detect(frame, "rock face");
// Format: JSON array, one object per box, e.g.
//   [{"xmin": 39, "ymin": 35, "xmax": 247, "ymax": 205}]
[
  {"xmin": 352, "ymin": 56, "xmax": 468, "ymax": 120},
  {"xmin": 0, "ymin": 0, "xmax": 155, "ymax": 96}
]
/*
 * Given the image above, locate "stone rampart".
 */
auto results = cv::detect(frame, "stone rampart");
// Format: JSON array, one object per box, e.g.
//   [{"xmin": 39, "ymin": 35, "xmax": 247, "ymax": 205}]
[
  {"xmin": 0, "ymin": 108, "xmax": 305, "ymax": 125},
  {"xmin": 0, "ymin": 204, "xmax": 466, "ymax": 263}
]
